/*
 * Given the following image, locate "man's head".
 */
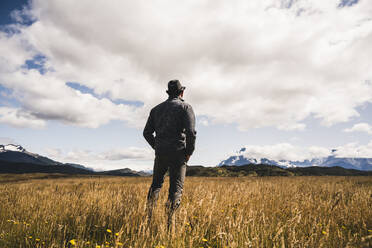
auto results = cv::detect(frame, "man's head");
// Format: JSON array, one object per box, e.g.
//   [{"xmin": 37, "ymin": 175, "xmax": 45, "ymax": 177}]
[{"xmin": 166, "ymin": 80, "xmax": 185, "ymax": 97}]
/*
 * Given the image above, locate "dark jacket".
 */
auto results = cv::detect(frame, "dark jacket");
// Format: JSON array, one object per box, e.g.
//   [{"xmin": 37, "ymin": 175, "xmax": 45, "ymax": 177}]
[{"xmin": 143, "ymin": 96, "xmax": 196, "ymax": 156}]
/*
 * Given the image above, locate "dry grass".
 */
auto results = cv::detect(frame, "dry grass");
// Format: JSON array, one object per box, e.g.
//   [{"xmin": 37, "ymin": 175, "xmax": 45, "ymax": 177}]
[{"xmin": 0, "ymin": 175, "xmax": 371, "ymax": 247}]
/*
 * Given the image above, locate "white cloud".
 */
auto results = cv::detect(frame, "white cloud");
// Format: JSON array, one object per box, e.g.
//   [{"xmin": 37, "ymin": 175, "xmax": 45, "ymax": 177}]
[
  {"xmin": 44, "ymin": 147, "xmax": 62, "ymax": 158},
  {"xmin": 0, "ymin": 107, "xmax": 46, "ymax": 128},
  {"xmin": 0, "ymin": 137, "xmax": 16, "ymax": 144},
  {"xmin": 231, "ymin": 140, "xmax": 372, "ymax": 161},
  {"xmin": 198, "ymin": 116, "xmax": 210, "ymax": 127},
  {"xmin": 344, "ymin": 122, "xmax": 372, "ymax": 134},
  {"xmin": 44, "ymin": 146, "xmax": 154, "ymax": 171},
  {"xmin": 333, "ymin": 141, "xmax": 372, "ymax": 158},
  {"xmin": 237, "ymin": 143, "xmax": 331, "ymax": 161},
  {"xmin": 0, "ymin": 69, "xmax": 145, "ymax": 128},
  {"xmin": 100, "ymin": 147, "xmax": 154, "ymax": 160},
  {"xmin": 0, "ymin": 0, "xmax": 371, "ymax": 130}
]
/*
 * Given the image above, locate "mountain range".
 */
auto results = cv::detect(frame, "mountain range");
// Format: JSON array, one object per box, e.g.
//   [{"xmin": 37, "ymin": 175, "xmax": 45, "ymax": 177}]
[
  {"xmin": 0, "ymin": 144, "xmax": 150, "ymax": 176},
  {"xmin": 218, "ymin": 148, "xmax": 372, "ymax": 171},
  {"xmin": 187, "ymin": 164, "xmax": 372, "ymax": 177},
  {"xmin": 1, "ymin": 144, "xmax": 371, "ymax": 177}
]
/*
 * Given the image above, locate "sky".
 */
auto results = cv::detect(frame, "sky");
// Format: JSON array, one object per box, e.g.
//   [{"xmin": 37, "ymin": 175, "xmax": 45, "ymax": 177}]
[{"xmin": 0, "ymin": 0, "xmax": 371, "ymax": 171}]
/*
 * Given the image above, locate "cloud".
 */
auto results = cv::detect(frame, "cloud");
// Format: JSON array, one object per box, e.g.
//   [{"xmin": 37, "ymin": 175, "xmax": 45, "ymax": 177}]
[
  {"xmin": 198, "ymin": 116, "xmax": 210, "ymax": 127},
  {"xmin": 44, "ymin": 147, "xmax": 62, "ymax": 157},
  {"xmin": 63, "ymin": 147, "xmax": 153, "ymax": 161},
  {"xmin": 230, "ymin": 140, "xmax": 372, "ymax": 161},
  {"xmin": 44, "ymin": 146, "xmax": 154, "ymax": 170},
  {"xmin": 333, "ymin": 141, "xmax": 372, "ymax": 158},
  {"xmin": 0, "ymin": 107, "xmax": 46, "ymax": 128},
  {"xmin": 100, "ymin": 147, "xmax": 154, "ymax": 160},
  {"xmin": 237, "ymin": 143, "xmax": 331, "ymax": 161},
  {"xmin": 0, "ymin": 137, "xmax": 16, "ymax": 144},
  {"xmin": 0, "ymin": 0, "xmax": 371, "ymax": 130},
  {"xmin": 0, "ymin": 68, "xmax": 145, "ymax": 128},
  {"xmin": 344, "ymin": 122, "xmax": 372, "ymax": 134}
]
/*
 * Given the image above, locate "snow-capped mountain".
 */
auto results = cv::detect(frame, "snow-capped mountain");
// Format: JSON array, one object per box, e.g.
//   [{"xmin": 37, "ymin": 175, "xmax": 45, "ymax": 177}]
[
  {"xmin": 219, "ymin": 148, "xmax": 372, "ymax": 171},
  {"xmin": 0, "ymin": 144, "xmax": 150, "ymax": 175},
  {"xmin": 0, "ymin": 144, "xmax": 26, "ymax": 153},
  {"xmin": 0, "ymin": 144, "xmax": 93, "ymax": 171}
]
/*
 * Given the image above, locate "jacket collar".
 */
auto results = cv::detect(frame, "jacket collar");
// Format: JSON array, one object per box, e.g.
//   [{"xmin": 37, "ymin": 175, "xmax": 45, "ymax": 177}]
[{"xmin": 167, "ymin": 96, "xmax": 184, "ymax": 101}]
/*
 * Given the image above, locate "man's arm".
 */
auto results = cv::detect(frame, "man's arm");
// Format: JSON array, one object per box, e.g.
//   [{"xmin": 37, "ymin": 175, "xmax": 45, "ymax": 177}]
[
  {"xmin": 143, "ymin": 110, "xmax": 156, "ymax": 149},
  {"xmin": 183, "ymin": 105, "xmax": 197, "ymax": 157}
]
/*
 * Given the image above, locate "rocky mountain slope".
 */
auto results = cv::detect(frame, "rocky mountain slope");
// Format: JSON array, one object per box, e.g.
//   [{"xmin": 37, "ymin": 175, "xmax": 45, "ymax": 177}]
[
  {"xmin": 0, "ymin": 144, "xmax": 147, "ymax": 176},
  {"xmin": 219, "ymin": 148, "xmax": 372, "ymax": 171},
  {"xmin": 187, "ymin": 164, "xmax": 372, "ymax": 177}
]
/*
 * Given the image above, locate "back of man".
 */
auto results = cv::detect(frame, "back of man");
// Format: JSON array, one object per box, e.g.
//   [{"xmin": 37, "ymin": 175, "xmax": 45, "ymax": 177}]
[{"xmin": 143, "ymin": 79, "xmax": 196, "ymax": 230}]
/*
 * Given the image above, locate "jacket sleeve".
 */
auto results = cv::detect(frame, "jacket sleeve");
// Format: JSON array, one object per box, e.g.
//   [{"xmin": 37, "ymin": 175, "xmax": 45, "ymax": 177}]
[
  {"xmin": 143, "ymin": 109, "xmax": 156, "ymax": 149},
  {"xmin": 183, "ymin": 104, "xmax": 197, "ymax": 156}
]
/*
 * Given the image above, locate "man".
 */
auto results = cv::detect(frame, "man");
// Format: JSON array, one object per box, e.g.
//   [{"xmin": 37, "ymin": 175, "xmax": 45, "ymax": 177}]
[{"xmin": 143, "ymin": 79, "xmax": 196, "ymax": 230}]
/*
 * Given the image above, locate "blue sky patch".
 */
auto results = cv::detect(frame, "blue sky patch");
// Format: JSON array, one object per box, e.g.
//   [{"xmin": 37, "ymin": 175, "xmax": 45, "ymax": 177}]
[
  {"xmin": 0, "ymin": 0, "xmax": 31, "ymax": 26},
  {"xmin": 66, "ymin": 82, "xmax": 96, "ymax": 95},
  {"xmin": 0, "ymin": 84, "xmax": 20, "ymax": 107},
  {"xmin": 281, "ymin": 0, "xmax": 296, "ymax": 9},
  {"xmin": 338, "ymin": 0, "xmax": 359, "ymax": 8},
  {"xmin": 22, "ymin": 54, "xmax": 47, "ymax": 74}
]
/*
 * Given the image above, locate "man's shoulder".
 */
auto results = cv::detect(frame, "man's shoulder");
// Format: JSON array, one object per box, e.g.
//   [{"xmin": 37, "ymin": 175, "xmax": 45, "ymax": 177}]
[
  {"xmin": 151, "ymin": 98, "xmax": 193, "ymax": 113},
  {"xmin": 180, "ymin": 100, "xmax": 193, "ymax": 110},
  {"xmin": 151, "ymin": 100, "xmax": 167, "ymax": 111}
]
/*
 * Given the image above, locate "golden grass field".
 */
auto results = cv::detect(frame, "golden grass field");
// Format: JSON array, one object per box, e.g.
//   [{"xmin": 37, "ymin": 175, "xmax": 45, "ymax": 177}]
[{"xmin": 0, "ymin": 174, "xmax": 371, "ymax": 248}]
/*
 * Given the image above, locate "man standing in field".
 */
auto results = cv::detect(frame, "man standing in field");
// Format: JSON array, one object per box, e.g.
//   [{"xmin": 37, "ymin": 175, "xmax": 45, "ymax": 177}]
[{"xmin": 143, "ymin": 79, "xmax": 196, "ymax": 230}]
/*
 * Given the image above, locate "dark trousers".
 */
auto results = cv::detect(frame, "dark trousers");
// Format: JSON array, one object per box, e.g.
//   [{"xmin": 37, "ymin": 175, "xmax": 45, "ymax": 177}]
[{"xmin": 147, "ymin": 151, "xmax": 187, "ymax": 220}]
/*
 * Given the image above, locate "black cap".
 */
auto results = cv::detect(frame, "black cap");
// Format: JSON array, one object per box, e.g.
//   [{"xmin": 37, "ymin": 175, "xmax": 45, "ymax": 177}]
[{"xmin": 166, "ymin": 79, "xmax": 185, "ymax": 94}]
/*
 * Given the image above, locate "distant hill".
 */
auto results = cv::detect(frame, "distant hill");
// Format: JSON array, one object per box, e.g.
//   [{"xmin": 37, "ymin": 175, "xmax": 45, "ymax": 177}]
[
  {"xmin": 98, "ymin": 168, "xmax": 151, "ymax": 177},
  {"xmin": 0, "ymin": 144, "xmax": 147, "ymax": 176},
  {"xmin": 0, "ymin": 161, "xmax": 95, "ymax": 174},
  {"xmin": 219, "ymin": 148, "xmax": 372, "ymax": 171},
  {"xmin": 186, "ymin": 164, "xmax": 372, "ymax": 177},
  {"xmin": 0, "ymin": 144, "xmax": 93, "ymax": 171},
  {"xmin": 2, "ymin": 144, "xmax": 371, "ymax": 177}
]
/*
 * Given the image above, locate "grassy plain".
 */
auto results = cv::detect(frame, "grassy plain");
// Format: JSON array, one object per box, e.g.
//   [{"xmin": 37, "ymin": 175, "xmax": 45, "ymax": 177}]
[{"xmin": 0, "ymin": 175, "xmax": 371, "ymax": 248}]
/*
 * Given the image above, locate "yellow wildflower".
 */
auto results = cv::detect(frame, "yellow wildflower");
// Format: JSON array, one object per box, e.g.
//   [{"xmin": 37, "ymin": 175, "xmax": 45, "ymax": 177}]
[
  {"xmin": 96, "ymin": 245, "xmax": 101, "ymax": 248},
  {"xmin": 86, "ymin": 241, "xmax": 91, "ymax": 244},
  {"xmin": 117, "ymin": 242, "xmax": 123, "ymax": 246},
  {"xmin": 106, "ymin": 229, "xmax": 112, "ymax": 233},
  {"xmin": 322, "ymin": 231, "xmax": 327, "ymax": 235},
  {"xmin": 28, "ymin": 236, "xmax": 32, "ymax": 239},
  {"xmin": 35, "ymin": 238, "xmax": 40, "ymax": 241},
  {"xmin": 202, "ymin": 238, "xmax": 208, "ymax": 242},
  {"xmin": 341, "ymin": 226, "xmax": 346, "ymax": 229},
  {"xmin": 69, "ymin": 239, "xmax": 76, "ymax": 245},
  {"xmin": 115, "ymin": 232, "xmax": 119, "ymax": 236}
]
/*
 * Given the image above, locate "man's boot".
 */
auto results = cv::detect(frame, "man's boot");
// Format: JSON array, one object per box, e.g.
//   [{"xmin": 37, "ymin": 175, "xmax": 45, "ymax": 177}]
[
  {"xmin": 166, "ymin": 198, "xmax": 181, "ymax": 233},
  {"xmin": 166, "ymin": 201, "xmax": 175, "ymax": 233},
  {"xmin": 146, "ymin": 189, "xmax": 159, "ymax": 225}
]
